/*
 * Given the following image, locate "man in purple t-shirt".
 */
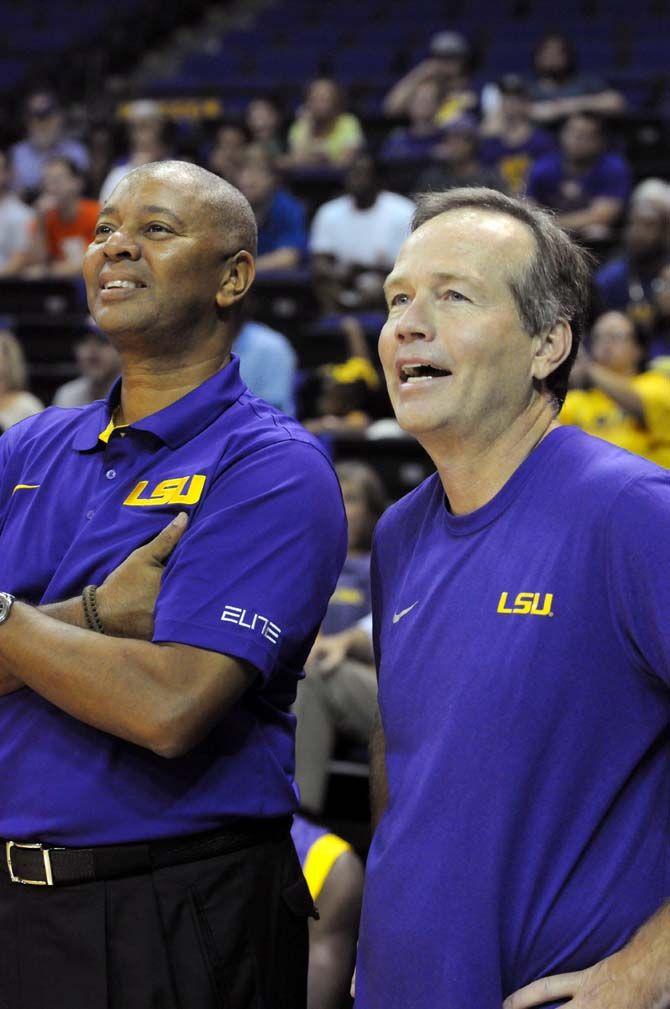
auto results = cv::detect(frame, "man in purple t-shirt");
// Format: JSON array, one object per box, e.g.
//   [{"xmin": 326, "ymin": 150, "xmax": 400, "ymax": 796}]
[
  {"xmin": 527, "ymin": 112, "xmax": 630, "ymax": 243},
  {"xmin": 0, "ymin": 161, "xmax": 346, "ymax": 1008},
  {"xmin": 355, "ymin": 187, "xmax": 670, "ymax": 1009}
]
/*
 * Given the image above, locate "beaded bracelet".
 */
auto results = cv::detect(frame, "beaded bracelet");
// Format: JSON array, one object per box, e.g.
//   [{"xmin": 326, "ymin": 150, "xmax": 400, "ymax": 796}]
[{"xmin": 82, "ymin": 584, "xmax": 105, "ymax": 634}]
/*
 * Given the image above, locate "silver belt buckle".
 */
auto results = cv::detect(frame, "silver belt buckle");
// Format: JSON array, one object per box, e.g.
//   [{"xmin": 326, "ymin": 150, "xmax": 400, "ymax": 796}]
[{"xmin": 6, "ymin": 840, "xmax": 54, "ymax": 885}]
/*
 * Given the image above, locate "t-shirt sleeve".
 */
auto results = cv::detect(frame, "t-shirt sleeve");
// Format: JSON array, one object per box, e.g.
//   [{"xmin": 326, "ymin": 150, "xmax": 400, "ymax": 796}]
[
  {"xmin": 635, "ymin": 371, "xmax": 670, "ymax": 437},
  {"xmin": 152, "ymin": 440, "xmax": 347, "ymax": 681},
  {"xmin": 606, "ymin": 471, "xmax": 670, "ymax": 687}
]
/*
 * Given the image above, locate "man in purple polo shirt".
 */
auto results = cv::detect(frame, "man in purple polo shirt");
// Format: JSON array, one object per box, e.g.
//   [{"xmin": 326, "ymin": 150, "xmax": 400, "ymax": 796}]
[
  {"xmin": 354, "ymin": 188, "xmax": 670, "ymax": 1008},
  {"xmin": 0, "ymin": 160, "xmax": 347, "ymax": 1008}
]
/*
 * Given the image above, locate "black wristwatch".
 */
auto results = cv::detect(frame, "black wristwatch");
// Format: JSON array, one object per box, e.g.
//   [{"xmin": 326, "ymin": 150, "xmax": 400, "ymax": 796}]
[{"xmin": 0, "ymin": 592, "xmax": 15, "ymax": 625}]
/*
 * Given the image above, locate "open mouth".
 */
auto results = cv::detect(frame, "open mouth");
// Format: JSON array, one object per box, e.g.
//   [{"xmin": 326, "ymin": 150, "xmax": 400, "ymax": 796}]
[
  {"xmin": 399, "ymin": 364, "xmax": 452, "ymax": 384},
  {"xmin": 101, "ymin": 280, "xmax": 147, "ymax": 291}
]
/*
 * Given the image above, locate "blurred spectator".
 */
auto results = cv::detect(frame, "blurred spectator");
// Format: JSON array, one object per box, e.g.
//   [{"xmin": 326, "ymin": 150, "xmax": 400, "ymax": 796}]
[
  {"xmin": 480, "ymin": 75, "xmax": 557, "ymax": 195},
  {"xmin": 287, "ymin": 78, "xmax": 364, "ymax": 168},
  {"xmin": 87, "ymin": 122, "xmax": 116, "ymax": 201},
  {"xmin": 529, "ymin": 32, "xmax": 625, "ymax": 125},
  {"xmin": 418, "ymin": 116, "xmax": 504, "ymax": 193},
  {"xmin": 237, "ymin": 154, "xmax": 307, "ymax": 271},
  {"xmin": 0, "ymin": 330, "xmax": 44, "ymax": 432},
  {"xmin": 207, "ymin": 121, "xmax": 249, "ymax": 182},
  {"xmin": 26, "ymin": 157, "xmax": 99, "ymax": 278},
  {"xmin": 303, "ymin": 318, "xmax": 379, "ymax": 434},
  {"xmin": 99, "ymin": 101, "xmax": 173, "ymax": 202},
  {"xmin": 527, "ymin": 113, "xmax": 630, "ymax": 242},
  {"xmin": 233, "ymin": 316, "xmax": 297, "ymax": 415},
  {"xmin": 562, "ymin": 311, "xmax": 670, "ymax": 467},
  {"xmin": 291, "ymin": 815, "xmax": 364, "ymax": 1009},
  {"xmin": 383, "ymin": 31, "xmax": 479, "ymax": 125},
  {"xmin": 0, "ymin": 149, "xmax": 35, "ymax": 276},
  {"xmin": 648, "ymin": 263, "xmax": 670, "ymax": 360},
  {"xmin": 379, "ymin": 80, "xmax": 446, "ymax": 162},
  {"xmin": 294, "ymin": 460, "xmax": 387, "ymax": 815},
  {"xmin": 310, "ymin": 154, "xmax": 414, "ymax": 313},
  {"xmin": 52, "ymin": 325, "xmax": 120, "ymax": 408},
  {"xmin": 595, "ymin": 199, "xmax": 670, "ymax": 332},
  {"xmin": 245, "ymin": 96, "xmax": 286, "ymax": 159},
  {"xmin": 10, "ymin": 91, "xmax": 89, "ymax": 198},
  {"xmin": 631, "ymin": 178, "xmax": 670, "ymax": 216}
]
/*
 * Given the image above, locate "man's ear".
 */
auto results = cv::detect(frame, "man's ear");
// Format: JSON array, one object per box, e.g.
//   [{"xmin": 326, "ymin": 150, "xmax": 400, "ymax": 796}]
[
  {"xmin": 531, "ymin": 319, "xmax": 573, "ymax": 383},
  {"xmin": 216, "ymin": 251, "xmax": 256, "ymax": 309}
]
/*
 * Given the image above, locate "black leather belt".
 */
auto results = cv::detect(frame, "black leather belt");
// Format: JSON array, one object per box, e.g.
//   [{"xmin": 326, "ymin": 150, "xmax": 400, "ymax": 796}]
[{"xmin": 1, "ymin": 816, "xmax": 291, "ymax": 887}]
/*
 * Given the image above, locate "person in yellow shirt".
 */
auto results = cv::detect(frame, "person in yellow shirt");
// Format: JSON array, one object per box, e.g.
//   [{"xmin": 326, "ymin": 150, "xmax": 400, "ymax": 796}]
[
  {"xmin": 561, "ymin": 310, "xmax": 670, "ymax": 466},
  {"xmin": 287, "ymin": 78, "xmax": 364, "ymax": 168}
]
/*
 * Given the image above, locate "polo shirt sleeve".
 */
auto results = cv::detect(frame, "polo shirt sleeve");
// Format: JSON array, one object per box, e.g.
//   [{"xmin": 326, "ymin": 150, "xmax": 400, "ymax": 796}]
[
  {"xmin": 152, "ymin": 440, "xmax": 347, "ymax": 681},
  {"xmin": 606, "ymin": 471, "xmax": 670, "ymax": 687}
]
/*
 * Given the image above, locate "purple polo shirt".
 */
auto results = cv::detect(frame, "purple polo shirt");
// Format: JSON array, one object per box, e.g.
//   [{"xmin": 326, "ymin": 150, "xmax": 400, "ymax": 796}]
[
  {"xmin": 355, "ymin": 428, "xmax": 670, "ymax": 1009},
  {"xmin": 0, "ymin": 356, "xmax": 347, "ymax": 845}
]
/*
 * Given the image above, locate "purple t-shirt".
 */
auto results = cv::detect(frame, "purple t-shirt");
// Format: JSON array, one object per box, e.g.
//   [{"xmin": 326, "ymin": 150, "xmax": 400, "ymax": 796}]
[
  {"xmin": 0, "ymin": 356, "xmax": 347, "ymax": 845},
  {"xmin": 526, "ymin": 151, "xmax": 631, "ymax": 212},
  {"xmin": 356, "ymin": 427, "xmax": 670, "ymax": 1008}
]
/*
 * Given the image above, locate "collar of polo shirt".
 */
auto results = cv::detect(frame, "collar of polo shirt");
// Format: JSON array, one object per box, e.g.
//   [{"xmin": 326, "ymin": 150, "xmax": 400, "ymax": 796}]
[{"xmin": 72, "ymin": 354, "xmax": 246, "ymax": 453}]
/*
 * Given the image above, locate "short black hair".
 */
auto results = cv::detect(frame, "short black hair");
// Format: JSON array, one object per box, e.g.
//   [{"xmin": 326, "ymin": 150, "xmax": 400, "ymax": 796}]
[{"xmin": 118, "ymin": 160, "xmax": 258, "ymax": 257}]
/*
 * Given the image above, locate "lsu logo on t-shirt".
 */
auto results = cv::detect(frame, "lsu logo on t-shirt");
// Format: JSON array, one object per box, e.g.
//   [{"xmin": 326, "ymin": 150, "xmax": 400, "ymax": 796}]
[
  {"xmin": 123, "ymin": 474, "xmax": 206, "ymax": 507},
  {"xmin": 496, "ymin": 591, "xmax": 554, "ymax": 617}
]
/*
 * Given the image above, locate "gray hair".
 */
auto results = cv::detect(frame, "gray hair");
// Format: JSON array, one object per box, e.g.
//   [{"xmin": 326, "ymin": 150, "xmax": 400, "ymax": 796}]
[{"xmin": 411, "ymin": 188, "xmax": 593, "ymax": 408}]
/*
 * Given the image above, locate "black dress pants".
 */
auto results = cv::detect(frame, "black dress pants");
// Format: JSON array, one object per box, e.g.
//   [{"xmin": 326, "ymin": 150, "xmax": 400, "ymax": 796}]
[{"xmin": 0, "ymin": 833, "xmax": 313, "ymax": 1009}]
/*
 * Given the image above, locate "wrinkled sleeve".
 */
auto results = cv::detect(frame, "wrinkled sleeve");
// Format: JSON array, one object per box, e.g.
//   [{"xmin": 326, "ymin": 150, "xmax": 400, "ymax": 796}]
[
  {"xmin": 153, "ymin": 440, "xmax": 347, "ymax": 681},
  {"xmin": 606, "ymin": 470, "xmax": 670, "ymax": 687}
]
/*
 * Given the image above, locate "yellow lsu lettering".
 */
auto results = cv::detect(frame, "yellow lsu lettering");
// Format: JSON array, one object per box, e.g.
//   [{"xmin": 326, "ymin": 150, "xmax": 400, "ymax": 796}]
[
  {"xmin": 123, "ymin": 474, "xmax": 206, "ymax": 508},
  {"xmin": 497, "ymin": 592, "xmax": 554, "ymax": 617}
]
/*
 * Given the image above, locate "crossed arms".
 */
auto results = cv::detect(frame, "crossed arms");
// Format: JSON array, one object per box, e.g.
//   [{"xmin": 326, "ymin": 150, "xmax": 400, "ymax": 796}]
[{"xmin": 0, "ymin": 515, "xmax": 254, "ymax": 757}]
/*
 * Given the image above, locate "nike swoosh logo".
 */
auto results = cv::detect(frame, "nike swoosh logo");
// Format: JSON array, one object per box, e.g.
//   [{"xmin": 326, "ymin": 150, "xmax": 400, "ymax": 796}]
[
  {"xmin": 393, "ymin": 601, "xmax": 419, "ymax": 624},
  {"xmin": 12, "ymin": 484, "xmax": 40, "ymax": 494}
]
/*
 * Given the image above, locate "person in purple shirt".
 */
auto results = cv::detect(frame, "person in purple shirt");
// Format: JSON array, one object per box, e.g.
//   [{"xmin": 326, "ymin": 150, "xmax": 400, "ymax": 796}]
[
  {"xmin": 237, "ymin": 153, "xmax": 307, "ymax": 271},
  {"xmin": 0, "ymin": 160, "xmax": 347, "ymax": 1009},
  {"xmin": 355, "ymin": 187, "xmax": 670, "ymax": 1009},
  {"xmin": 527, "ymin": 112, "xmax": 630, "ymax": 243},
  {"xmin": 595, "ymin": 198, "xmax": 670, "ymax": 335},
  {"xmin": 480, "ymin": 75, "xmax": 557, "ymax": 196},
  {"xmin": 379, "ymin": 80, "xmax": 447, "ymax": 163}
]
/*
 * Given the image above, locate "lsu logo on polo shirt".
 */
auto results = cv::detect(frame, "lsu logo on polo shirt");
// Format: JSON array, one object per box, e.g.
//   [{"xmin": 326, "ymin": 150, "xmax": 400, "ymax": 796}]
[
  {"xmin": 123, "ymin": 474, "xmax": 206, "ymax": 507},
  {"xmin": 497, "ymin": 591, "xmax": 554, "ymax": 617}
]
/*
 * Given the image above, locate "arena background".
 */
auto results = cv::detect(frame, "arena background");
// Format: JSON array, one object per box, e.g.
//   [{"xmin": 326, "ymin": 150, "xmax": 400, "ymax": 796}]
[{"xmin": 1, "ymin": 0, "xmax": 669, "ymax": 960}]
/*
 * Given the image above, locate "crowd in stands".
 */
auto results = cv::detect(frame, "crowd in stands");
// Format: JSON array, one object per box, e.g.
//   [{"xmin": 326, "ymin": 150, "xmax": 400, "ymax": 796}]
[
  {"xmin": 0, "ymin": 20, "xmax": 668, "ymax": 465},
  {"xmin": 1, "ymin": 15, "xmax": 669, "ymax": 1008}
]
